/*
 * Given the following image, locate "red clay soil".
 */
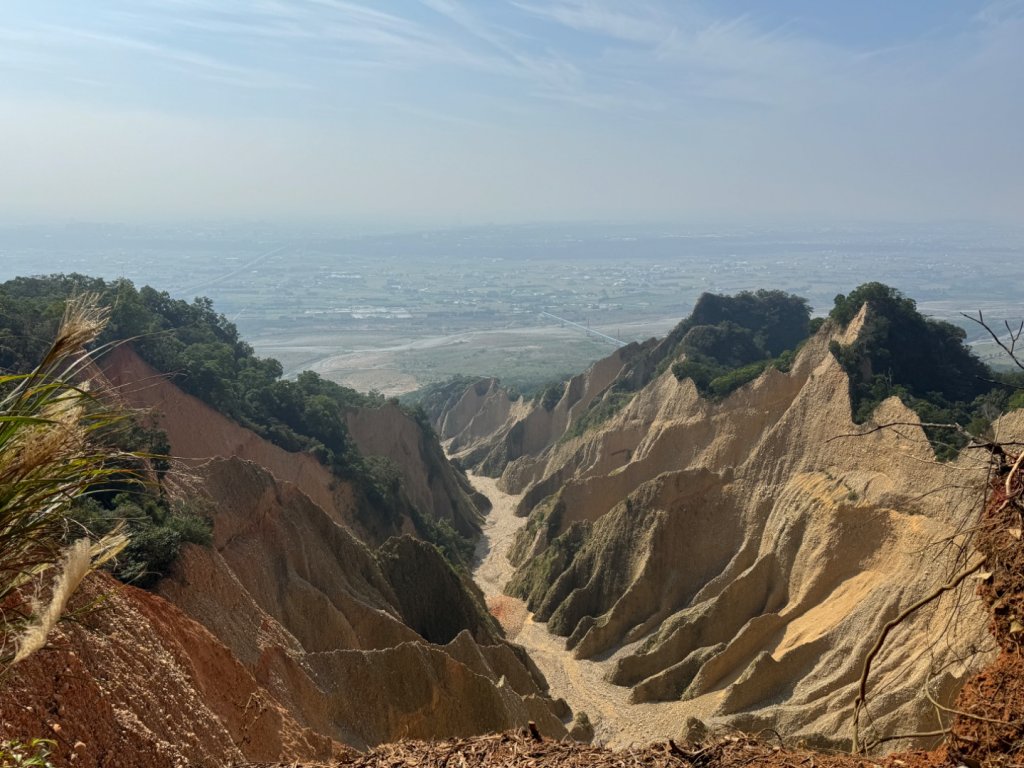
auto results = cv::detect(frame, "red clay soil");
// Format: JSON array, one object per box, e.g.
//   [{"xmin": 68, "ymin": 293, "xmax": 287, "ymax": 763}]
[
  {"xmin": 0, "ymin": 574, "xmax": 342, "ymax": 768},
  {"xmin": 945, "ymin": 452, "xmax": 1024, "ymax": 768},
  {"xmin": 241, "ymin": 729, "xmax": 940, "ymax": 768}
]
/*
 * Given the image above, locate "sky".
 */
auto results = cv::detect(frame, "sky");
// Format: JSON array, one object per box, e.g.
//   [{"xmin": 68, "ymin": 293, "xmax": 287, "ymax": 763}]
[{"xmin": 0, "ymin": 0, "xmax": 1022, "ymax": 227}]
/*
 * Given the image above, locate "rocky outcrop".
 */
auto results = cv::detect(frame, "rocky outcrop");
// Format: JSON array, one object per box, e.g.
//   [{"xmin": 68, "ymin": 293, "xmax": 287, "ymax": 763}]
[
  {"xmin": 438, "ymin": 310, "xmax": 1022, "ymax": 748},
  {"xmin": 345, "ymin": 402, "xmax": 487, "ymax": 539},
  {"xmin": 436, "ymin": 342, "xmax": 659, "ymax": 486},
  {"xmin": 158, "ymin": 457, "xmax": 566, "ymax": 750},
  {"xmin": 377, "ymin": 535, "xmax": 501, "ymax": 645}
]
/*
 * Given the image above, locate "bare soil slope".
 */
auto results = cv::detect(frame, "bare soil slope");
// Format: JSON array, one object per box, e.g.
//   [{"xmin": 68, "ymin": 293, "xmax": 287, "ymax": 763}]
[
  {"xmin": 0, "ymin": 574, "xmax": 342, "ymax": 767},
  {"xmin": 158, "ymin": 457, "xmax": 567, "ymax": 750},
  {"xmin": 0, "ymin": 346, "xmax": 575, "ymax": 764},
  {"xmin": 101, "ymin": 345, "xmax": 484, "ymax": 543},
  {"xmin": 446, "ymin": 311, "xmax": 1023, "ymax": 750}
]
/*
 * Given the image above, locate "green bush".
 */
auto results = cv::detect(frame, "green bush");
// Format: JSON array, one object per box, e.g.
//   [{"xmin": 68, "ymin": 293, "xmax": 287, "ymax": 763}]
[
  {"xmin": 0, "ymin": 276, "xmax": 437, "ymax": 532},
  {"xmin": 828, "ymin": 282, "xmax": 1024, "ymax": 459},
  {"xmin": 72, "ymin": 494, "xmax": 212, "ymax": 587},
  {"xmin": 708, "ymin": 360, "xmax": 772, "ymax": 398},
  {"xmin": 668, "ymin": 289, "xmax": 811, "ymax": 400},
  {"xmin": 563, "ymin": 391, "xmax": 634, "ymax": 440},
  {"xmin": 539, "ymin": 382, "xmax": 564, "ymax": 411},
  {"xmin": 0, "ymin": 739, "xmax": 55, "ymax": 767}
]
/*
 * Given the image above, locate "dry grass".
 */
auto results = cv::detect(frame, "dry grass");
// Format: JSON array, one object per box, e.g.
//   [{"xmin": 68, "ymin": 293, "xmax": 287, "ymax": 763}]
[{"xmin": 0, "ymin": 294, "xmax": 131, "ymax": 669}]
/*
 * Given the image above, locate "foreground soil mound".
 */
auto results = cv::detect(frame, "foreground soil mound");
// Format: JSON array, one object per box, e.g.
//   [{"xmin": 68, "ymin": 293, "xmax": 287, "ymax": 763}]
[
  {"xmin": 438, "ymin": 309, "xmax": 1024, "ymax": 749},
  {"xmin": 242, "ymin": 728, "xmax": 941, "ymax": 768},
  {"xmin": 0, "ymin": 574, "xmax": 341, "ymax": 766},
  {"xmin": 944, "ymin": 450, "xmax": 1024, "ymax": 767}
]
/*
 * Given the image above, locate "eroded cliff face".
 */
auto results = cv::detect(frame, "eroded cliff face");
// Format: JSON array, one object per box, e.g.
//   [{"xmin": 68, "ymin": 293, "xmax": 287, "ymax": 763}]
[
  {"xmin": 0, "ymin": 574, "xmax": 342, "ymax": 767},
  {"xmin": 437, "ymin": 310, "xmax": 1023, "ymax": 748},
  {"xmin": 436, "ymin": 342, "xmax": 658, "ymax": 482},
  {"xmin": 0, "ymin": 346, "xmax": 571, "ymax": 765},
  {"xmin": 100, "ymin": 345, "xmax": 485, "ymax": 546},
  {"xmin": 158, "ymin": 457, "xmax": 566, "ymax": 750},
  {"xmin": 345, "ymin": 402, "xmax": 488, "ymax": 539}
]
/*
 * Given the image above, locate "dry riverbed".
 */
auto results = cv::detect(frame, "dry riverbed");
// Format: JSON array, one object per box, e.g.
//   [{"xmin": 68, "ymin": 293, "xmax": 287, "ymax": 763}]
[{"xmin": 467, "ymin": 472, "xmax": 715, "ymax": 747}]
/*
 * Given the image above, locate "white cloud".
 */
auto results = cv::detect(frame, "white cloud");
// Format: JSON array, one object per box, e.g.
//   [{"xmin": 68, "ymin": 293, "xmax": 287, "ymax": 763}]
[{"xmin": 0, "ymin": 1, "xmax": 1019, "ymax": 226}]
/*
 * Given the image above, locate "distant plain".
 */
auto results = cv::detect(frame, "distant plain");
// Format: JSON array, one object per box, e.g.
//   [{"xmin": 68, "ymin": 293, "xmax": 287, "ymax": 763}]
[{"xmin": 3, "ymin": 221, "xmax": 1021, "ymax": 394}]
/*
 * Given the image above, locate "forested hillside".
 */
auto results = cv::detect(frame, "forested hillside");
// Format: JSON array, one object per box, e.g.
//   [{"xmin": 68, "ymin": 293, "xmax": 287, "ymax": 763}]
[
  {"xmin": 0, "ymin": 275, "xmax": 473, "ymax": 582},
  {"xmin": 827, "ymin": 283, "xmax": 1024, "ymax": 457}
]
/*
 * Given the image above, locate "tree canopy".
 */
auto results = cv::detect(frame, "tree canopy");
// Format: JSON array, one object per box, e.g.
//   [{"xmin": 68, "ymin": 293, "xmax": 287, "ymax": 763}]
[
  {"xmin": 671, "ymin": 289, "xmax": 811, "ymax": 398},
  {"xmin": 829, "ymin": 282, "xmax": 1022, "ymax": 458},
  {"xmin": 0, "ymin": 275, "xmax": 468, "ymax": 575}
]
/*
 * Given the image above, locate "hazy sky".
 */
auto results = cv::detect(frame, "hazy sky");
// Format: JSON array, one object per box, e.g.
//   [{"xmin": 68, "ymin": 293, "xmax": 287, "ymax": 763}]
[{"xmin": 1, "ymin": 1, "xmax": 1022, "ymax": 226}]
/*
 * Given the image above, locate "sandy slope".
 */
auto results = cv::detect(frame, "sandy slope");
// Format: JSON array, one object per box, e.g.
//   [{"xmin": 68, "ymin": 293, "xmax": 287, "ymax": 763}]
[
  {"xmin": 455, "ymin": 311, "xmax": 1019, "ymax": 752},
  {"xmin": 470, "ymin": 471, "xmax": 716, "ymax": 746}
]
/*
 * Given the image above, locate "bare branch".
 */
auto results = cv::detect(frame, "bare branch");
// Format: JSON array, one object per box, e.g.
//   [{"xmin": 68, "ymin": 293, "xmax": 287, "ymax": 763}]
[
  {"xmin": 962, "ymin": 310, "xmax": 1024, "ymax": 372},
  {"xmin": 851, "ymin": 557, "xmax": 986, "ymax": 754},
  {"xmin": 827, "ymin": 421, "xmax": 971, "ymax": 444}
]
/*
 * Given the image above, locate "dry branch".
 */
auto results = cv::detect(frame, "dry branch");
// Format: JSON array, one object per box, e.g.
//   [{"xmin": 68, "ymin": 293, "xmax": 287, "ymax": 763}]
[
  {"xmin": 962, "ymin": 310, "xmax": 1024, "ymax": 373},
  {"xmin": 851, "ymin": 557, "xmax": 986, "ymax": 753}
]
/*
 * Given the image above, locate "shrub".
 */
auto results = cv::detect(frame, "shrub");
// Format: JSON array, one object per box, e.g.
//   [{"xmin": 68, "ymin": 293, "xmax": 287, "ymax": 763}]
[
  {"xmin": 540, "ymin": 382, "xmax": 563, "ymax": 411},
  {"xmin": 0, "ymin": 738, "xmax": 56, "ymax": 767},
  {"xmin": 827, "ymin": 282, "xmax": 1013, "ymax": 458}
]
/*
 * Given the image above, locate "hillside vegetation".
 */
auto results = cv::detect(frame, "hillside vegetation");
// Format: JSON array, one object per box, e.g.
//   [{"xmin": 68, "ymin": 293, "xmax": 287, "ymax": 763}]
[
  {"xmin": 670, "ymin": 289, "xmax": 813, "ymax": 398},
  {"xmin": 827, "ymin": 283, "xmax": 1024, "ymax": 457},
  {"xmin": 0, "ymin": 275, "xmax": 474, "ymax": 578},
  {"xmin": 660, "ymin": 284, "xmax": 1022, "ymax": 458}
]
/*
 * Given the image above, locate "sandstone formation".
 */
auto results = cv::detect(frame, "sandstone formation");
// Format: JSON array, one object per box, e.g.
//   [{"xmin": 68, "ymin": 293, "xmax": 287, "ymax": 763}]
[
  {"xmin": 100, "ymin": 345, "xmax": 485, "ymax": 545},
  {"xmin": 158, "ymin": 456, "xmax": 566, "ymax": 750},
  {"xmin": 436, "ymin": 307, "xmax": 1023, "ymax": 749}
]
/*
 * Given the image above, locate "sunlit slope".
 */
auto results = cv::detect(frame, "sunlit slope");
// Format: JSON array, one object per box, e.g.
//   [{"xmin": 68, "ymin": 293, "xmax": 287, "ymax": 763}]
[{"xmin": 438, "ymin": 305, "xmax": 1024, "ymax": 748}]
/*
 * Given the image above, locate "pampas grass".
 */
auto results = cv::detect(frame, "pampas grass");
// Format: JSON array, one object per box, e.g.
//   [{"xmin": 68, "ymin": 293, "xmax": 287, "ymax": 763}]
[{"xmin": 0, "ymin": 294, "xmax": 134, "ymax": 668}]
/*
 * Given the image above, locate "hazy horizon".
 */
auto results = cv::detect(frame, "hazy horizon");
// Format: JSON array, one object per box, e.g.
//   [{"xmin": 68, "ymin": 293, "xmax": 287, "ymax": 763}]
[{"xmin": 2, "ymin": 1, "xmax": 1022, "ymax": 228}]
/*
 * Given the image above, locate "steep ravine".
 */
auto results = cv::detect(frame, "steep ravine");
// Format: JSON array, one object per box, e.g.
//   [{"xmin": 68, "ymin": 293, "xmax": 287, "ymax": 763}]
[
  {"xmin": 456, "ymin": 310, "xmax": 1024, "ymax": 751},
  {"xmin": 468, "ymin": 471, "xmax": 720, "ymax": 747},
  {"xmin": 0, "ymin": 344, "xmax": 577, "ymax": 766}
]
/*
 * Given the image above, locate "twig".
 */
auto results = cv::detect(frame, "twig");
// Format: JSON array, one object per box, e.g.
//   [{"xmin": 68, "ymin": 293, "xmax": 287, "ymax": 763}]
[
  {"xmin": 962, "ymin": 311, "xmax": 1024, "ymax": 373},
  {"xmin": 868, "ymin": 728, "xmax": 952, "ymax": 747},
  {"xmin": 925, "ymin": 681, "xmax": 1017, "ymax": 727},
  {"xmin": 827, "ymin": 421, "xmax": 972, "ymax": 444},
  {"xmin": 1005, "ymin": 450, "xmax": 1024, "ymax": 498},
  {"xmin": 851, "ymin": 557, "xmax": 986, "ymax": 753}
]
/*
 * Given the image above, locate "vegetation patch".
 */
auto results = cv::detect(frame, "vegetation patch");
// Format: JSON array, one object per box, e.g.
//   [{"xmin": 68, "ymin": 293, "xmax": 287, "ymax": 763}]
[
  {"xmin": 0, "ymin": 276, "xmax": 476, "ymax": 570},
  {"xmin": 507, "ymin": 495, "xmax": 565, "ymax": 567},
  {"xmin": 507, "ymin": 521, "xmax": 590, "ymax": 612},
  {"xmin": 562, "ymin": 389, "xmax": 635, "ymax": 440},
  {"xmin": 827, "ymin": 282, "xmax": 1024, "ymax": 459},
  {"xmin": 669, "ymin": 290, "xmax": 811, "ymax": 399}
]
